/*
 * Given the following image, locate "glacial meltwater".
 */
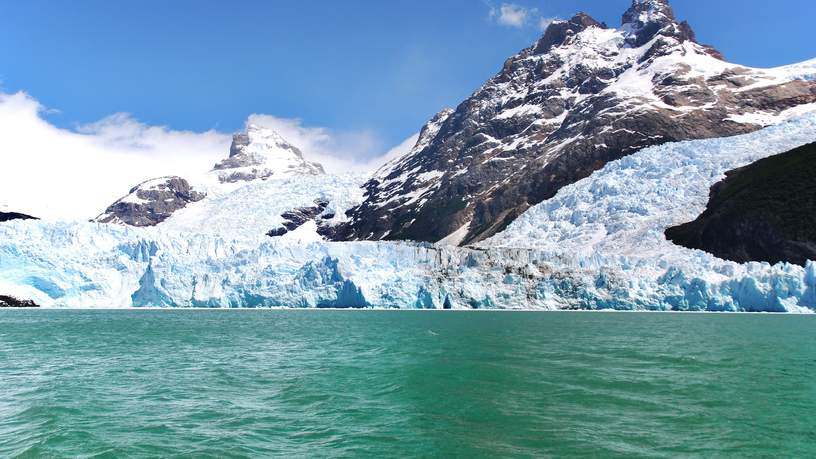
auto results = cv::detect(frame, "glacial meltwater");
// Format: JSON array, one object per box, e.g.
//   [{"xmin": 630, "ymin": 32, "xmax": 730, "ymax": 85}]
[{"xmin": 1, "ymin": 310, "xmax": 814, "ymax": 457}]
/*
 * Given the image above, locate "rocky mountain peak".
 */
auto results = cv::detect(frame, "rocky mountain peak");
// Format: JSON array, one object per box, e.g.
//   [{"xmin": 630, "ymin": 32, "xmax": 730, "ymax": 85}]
[
  {"xmin": 331, "ymin": 0, "xmax": 816, "ymax": 246},
  {"xmin": 623, "ymin": 0, "xmax": 674, "ymax": 22},
  {"xmin": 621, "ymin": 0, "xmax": 695, "ymax": 47},
  {"xmin": 414, "ymin": 109, "xmax": 454, "ymax": 151},
  {"xmin": 533, "ymin": 13, "xmax": 607, "ymax": 55},
  {"xmin": 241, "ymin": 124, "xmax": 298, "ymax": 154},
  {"xmin": 229, "ymin": 132, "xmax": 250, "ymax": 157},
  {"xmin": 0, "ymin": 211, "xmax": 37, "ymax": 223},
  {"xmin": 213, "ymin": 124, "xmax": 324, "ymax": 183},
  {"xmin": 228, "ymin": 124, "xmax": 305, "ymax": 160}
]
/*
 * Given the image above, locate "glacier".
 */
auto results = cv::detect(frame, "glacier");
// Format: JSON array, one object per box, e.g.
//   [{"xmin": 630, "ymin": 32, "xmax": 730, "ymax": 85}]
[{"xmin": 2, "ymin": 114, "xmax": 816, "ymax": 311}]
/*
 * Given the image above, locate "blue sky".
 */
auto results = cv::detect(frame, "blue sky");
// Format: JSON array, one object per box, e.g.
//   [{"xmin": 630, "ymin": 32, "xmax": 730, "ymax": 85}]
[{"xmin": 1, "ymin": 0, "xmax": 815, "ymax": 153}]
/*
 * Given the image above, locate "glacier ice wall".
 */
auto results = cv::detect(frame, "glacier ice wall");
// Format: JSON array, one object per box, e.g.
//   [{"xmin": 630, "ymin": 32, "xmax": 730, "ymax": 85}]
[
  {"xmin": 2, "ymin": 218, "xmax": 816, "ymax": 311},
  {"xmin": 2, "ymin": 114, "xmax": 816, "ymax": 311}
]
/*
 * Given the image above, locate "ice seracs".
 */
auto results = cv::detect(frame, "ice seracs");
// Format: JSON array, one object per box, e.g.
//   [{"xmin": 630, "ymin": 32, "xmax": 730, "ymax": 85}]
[
  {"xmin": 3, "ymin": 115, "xmax": 816, "ymax": 311},
  {"xmin": 482, "ymin": 113, "xmax": 816, "ymax": 311},
  {"xmin": 160, "ymin": 173, "xmax": 364, "ymax": 241}
]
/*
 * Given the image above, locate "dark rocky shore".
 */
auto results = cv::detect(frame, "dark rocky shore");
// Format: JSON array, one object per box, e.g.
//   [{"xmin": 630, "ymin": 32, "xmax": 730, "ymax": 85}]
[{"xmin": 0, "ymin": 295, "xmax": 40, "ymax": 308}]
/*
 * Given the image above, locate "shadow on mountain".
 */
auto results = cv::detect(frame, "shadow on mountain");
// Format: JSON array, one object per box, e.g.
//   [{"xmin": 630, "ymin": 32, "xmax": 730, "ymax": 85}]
[{"xmin": 666, "ymin": 142, "xmax": 816, "ymax": 266}]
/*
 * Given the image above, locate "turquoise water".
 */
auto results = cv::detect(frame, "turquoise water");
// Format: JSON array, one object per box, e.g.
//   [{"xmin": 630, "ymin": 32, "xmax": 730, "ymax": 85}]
[{"xmin": 1, "ymin": 311, "xmax": 814, "ymax": 457}]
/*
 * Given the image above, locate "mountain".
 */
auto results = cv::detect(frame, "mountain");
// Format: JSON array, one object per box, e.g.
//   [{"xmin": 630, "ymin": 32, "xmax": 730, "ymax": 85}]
[
  {"xmin": 95, "ymin": 124, "xmax": 355, "ymax": 237},
  {"xmin": 666, "ymin": 142, "xmax": 816, "ymax": 266},
  {"xmin": 332, "ymin": 0, "xmax": 816, "ymax": 245},
  {"xmin": 3, "ymin": 0, "xmax": 816, "ymax": 311},
  {"xmin": 95, "ymin": 177, "xmax": 206, "ymax": 226},
  {"xmin": 212, "ymin": 124, "xmax": 324, "ymax": 183}
]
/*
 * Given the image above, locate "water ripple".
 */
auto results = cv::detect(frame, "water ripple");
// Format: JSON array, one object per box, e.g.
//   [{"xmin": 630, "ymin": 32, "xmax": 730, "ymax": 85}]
[{"xmin": 0, "ymin": 310, "xmax": 814, "ymax": 457}]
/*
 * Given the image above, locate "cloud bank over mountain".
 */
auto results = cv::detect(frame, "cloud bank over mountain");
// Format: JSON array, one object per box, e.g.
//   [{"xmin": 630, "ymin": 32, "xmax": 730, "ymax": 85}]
[{"xmin": 0, "ymin": 92, "xmax": 414, "ymax": 220}]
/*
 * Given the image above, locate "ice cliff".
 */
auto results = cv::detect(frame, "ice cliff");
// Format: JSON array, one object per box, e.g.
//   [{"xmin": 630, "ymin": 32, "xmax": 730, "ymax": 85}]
[{"xmin": 2, "ymin": 114, "xmax": 816, "ymax": 311}]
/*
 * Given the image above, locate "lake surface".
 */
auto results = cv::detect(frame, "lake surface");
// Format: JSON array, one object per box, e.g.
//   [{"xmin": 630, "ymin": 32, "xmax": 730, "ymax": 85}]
[{"xmin": 0, "ymin": 310, "xmax": 814, "ymax": 457}]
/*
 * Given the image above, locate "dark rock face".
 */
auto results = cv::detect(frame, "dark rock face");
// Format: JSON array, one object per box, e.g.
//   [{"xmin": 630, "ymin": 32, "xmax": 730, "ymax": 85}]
[
  {"xmin": 0, "ymin": 211, "xmax": 37, "ymax": 223},
  {"xmin": 666, "ymin": 142, "xmax": 816, "ymax": 266},
  {"xmin": 267, "ymin": 199, "xmax": 330, "ymax": 237},
  {"xmin": 0, "ymin": 295, "xmax": 39, "ymax": 307},
  {"xmin": 333, "ymin": 0, "xmax": 816, "ymax": 246},
  {"xmin": 229, "ymin": 133, "xmax": 250, "ymax": 157},
  {"xmin": 96, "ymin": 176, "xmax": 205, "ymax": 227}
]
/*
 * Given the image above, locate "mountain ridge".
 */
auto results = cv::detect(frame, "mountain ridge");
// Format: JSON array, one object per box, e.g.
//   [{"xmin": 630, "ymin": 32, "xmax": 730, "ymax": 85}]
[
  {"xmin": 330, "ymin": 0, "xmax": 816, "ymax": 245},
  {"xmin": 96, "ymin": 124, "xmax": 330, "ymax": 227}
]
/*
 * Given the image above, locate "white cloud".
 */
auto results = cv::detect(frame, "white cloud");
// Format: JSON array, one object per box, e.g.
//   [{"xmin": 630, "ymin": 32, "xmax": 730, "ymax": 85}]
[
  {"xmin": 490, "ymin": 3, "xmax": 533, "ymax": 28},
  {"xmin": 488, "ymin": 3, "xmax": 559, "ymax": 31},
  {"xmin": 0, "ymin": 91, "xmax": 416, "ymax": 221},
  {"xmin": 0, "ymin": 92, "xmax": 229, "ymax": 220}
]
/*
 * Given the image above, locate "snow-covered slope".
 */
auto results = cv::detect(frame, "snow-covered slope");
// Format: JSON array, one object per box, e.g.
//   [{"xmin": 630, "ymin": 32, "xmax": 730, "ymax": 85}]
[
  {"xmin": 212, "ymin": 124, "xmax": 324, "ymax": 183},
  {"xmin": 767, "ymin": 57, "xmax": 816, "ymax": 82},
  {"xmin": 95, "ymin": 123, "xmax": 365, "ymax": 240},
  {"xmin": 2, "ymin": 115, "xmax": 816, "ymax": 311},
  {"xmin": 161, "ymin": 174, "xmax": 364, "ymax": 240},
  {"xmin": 334, "ymin": 0, "xmax": 816, "ymax": 245}
]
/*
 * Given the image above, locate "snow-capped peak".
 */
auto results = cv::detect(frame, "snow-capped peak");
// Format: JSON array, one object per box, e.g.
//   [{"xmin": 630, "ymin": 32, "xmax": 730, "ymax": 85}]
[
  {"xmin": 212, "ymin": 124, "xmax": 325, "ymax": 183},
  {"xmin": 332, "ymin": 0, "xmax": 816, "ymax": 246},
  {"xmin": 620, "ymin": 0, "xmax": 697, "ymax": 48},
  {"xmin": 623, "ymin": 0, "xmax": 674, "ymax": 26},
  {"xmin": 624, "ymin": 0, "xmax": 673, "ymax": 20},
  {"xmin": 533, "ymin": 12, "xmax": 606, "ymax": 55},
  {"xmin": 232, "ymin": 124, "xmax": 298, "ymax": 158}
]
